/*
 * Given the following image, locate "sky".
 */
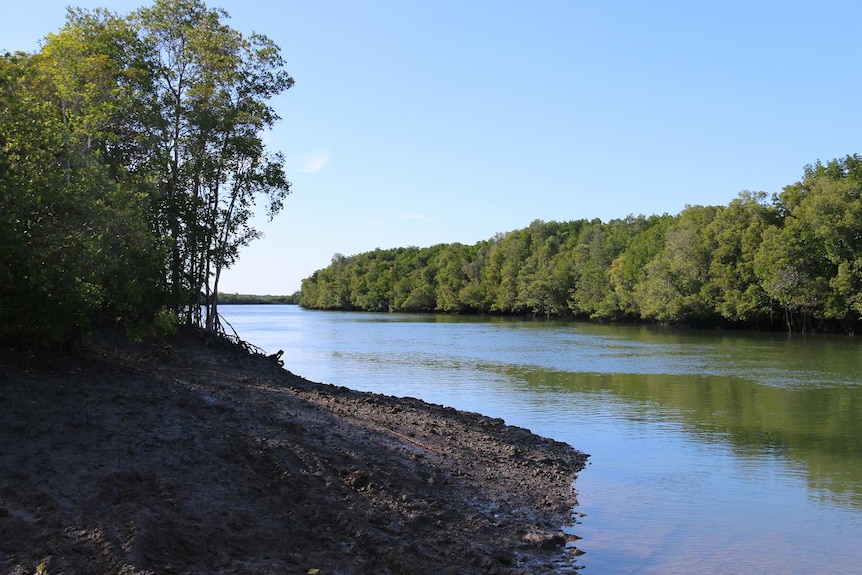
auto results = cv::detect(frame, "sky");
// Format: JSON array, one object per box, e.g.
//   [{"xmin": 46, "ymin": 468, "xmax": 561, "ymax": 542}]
[{"xmin": 4, "ymin": 1, "xmax": 862, "ymax": 294}]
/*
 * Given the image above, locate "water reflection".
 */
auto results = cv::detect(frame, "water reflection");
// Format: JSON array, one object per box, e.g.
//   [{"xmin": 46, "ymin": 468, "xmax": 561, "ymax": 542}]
[{"xmin": 509, "ymin": 368, "xmax": 862, "ymax": 510}]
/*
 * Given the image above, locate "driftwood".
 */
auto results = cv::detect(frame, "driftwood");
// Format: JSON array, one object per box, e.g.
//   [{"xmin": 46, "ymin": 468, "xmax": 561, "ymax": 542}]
[{"xmin": 267, "ymin": 349, "xmax": 284, "ymax": 366}]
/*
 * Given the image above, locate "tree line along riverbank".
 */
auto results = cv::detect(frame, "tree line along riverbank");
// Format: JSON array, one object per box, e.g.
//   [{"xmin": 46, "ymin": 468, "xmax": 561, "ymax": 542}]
[
  {"xmin": 4, "ymin": 0, "xmax": 861, "ymax": 346},
  {"xmin": 300, "ymin": 155, "xmax": 862, "ymax": 334},
  {"xmin": 1, "ymin": 0, "xmax": 293, "ymax": 349}
]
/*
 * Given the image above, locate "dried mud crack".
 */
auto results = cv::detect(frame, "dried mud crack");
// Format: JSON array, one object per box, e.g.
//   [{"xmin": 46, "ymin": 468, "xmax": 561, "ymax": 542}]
[{"xmin": 1, "ymin": 327, "xmax": 589, "ymax": 574}]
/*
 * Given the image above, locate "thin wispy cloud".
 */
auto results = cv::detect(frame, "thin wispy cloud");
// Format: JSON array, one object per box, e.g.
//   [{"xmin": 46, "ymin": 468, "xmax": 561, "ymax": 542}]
[
  {"xmin": 295, "ymin": 151, "xmax": 330, "ymax": 174},
  {"xmin": 402, "ymin": 212, "xmax": 434, "ymax": 222}
]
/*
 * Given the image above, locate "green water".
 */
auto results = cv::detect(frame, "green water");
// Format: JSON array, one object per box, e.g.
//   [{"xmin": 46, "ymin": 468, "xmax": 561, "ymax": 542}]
[{"xmin": 222, "ymin": 306, "xmax": 862, "ymax": 574}]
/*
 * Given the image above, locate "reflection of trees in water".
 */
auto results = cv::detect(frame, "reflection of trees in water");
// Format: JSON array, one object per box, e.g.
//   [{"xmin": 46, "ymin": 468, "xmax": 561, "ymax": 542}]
[{"xmin": 518, "ymin": 367, "xmax": 862, "ymax": 509}]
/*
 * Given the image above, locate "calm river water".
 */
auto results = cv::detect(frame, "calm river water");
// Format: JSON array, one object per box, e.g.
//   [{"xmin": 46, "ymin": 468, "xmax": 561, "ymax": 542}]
[{"xmin": 220, "ymin": 305, "xmax": 862, "ymax": 574}]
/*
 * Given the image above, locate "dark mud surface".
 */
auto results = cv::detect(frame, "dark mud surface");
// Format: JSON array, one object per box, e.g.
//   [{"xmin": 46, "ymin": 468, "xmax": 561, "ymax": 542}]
[{"xmin": 1, "ymin": 328, "xmax": 589, "ymax": 574}]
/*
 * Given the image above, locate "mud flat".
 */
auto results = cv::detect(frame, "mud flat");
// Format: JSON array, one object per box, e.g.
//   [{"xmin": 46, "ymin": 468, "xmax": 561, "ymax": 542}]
[{"xmin": 0, "ymin": 328, "xmax": 589, "ymax": 574}]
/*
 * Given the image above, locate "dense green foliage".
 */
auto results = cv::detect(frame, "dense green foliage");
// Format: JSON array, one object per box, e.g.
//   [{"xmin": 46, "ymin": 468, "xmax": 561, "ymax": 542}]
[
  {"xmin": 301, "ymin": 157, "xmax": 862, "ymax": 333},
  {"xmin": 1, "ymin": 0, "xmax": 292, "ymax": 347},
  {"xmin": 217, "ymin": 292, "xmax": 298, "ymax": 305}
]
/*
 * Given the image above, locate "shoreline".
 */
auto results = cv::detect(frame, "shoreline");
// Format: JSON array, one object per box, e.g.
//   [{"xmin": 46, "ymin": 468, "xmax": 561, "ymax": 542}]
[{"xmin": 1, "ymin": 328, "xmax": 589, "ymax": 574}]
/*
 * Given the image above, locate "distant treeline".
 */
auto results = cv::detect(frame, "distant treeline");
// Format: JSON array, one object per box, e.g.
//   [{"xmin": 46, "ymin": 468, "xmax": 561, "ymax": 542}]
[
  {"xmin": 217, "ymin": 293, "xmax": 299, "ymax": 305},
  {"xmin": 300, "ymin": 155, "xmax": 862, "ymax": 333}
]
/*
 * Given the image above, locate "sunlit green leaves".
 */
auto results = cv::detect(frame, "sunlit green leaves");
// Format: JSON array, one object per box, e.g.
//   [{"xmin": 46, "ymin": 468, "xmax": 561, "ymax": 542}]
[
  {"xmin": 134, "ymin": 0, "xmax": 293, "ymax": 330},
  {"xmin": 298, "ymin": 158, "xmax": 862, "ymax": 333},
  {"xmin": 1, "ymin": 0, "xmax": 291, "ymax": 346}
]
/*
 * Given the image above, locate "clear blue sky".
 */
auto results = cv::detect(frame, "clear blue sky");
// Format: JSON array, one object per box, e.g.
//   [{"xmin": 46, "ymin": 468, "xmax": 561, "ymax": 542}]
[{"xmin": 4, "ymin": 1, "xmax": 862, "ymax": 294}]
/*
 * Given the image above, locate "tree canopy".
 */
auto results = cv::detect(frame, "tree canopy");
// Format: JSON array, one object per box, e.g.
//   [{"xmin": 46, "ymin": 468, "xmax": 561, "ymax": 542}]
[
  {"xmin": 300, "ymin": 156, "xmax": 862, "ymax": 334},
  {"xmin": 1, "ymin": 0, "xmax": 292, "ymax": 347}
]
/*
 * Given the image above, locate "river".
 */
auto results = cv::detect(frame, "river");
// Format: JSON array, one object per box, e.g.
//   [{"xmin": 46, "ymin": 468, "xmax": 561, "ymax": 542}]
[{"xmin": 220, "ymin": 305, "xmax": 862, "ymax": 574}]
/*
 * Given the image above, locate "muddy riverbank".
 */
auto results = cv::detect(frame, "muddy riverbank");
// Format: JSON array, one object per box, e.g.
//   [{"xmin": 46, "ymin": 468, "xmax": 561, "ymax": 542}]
[{"xmin": 1, "ymin": 327, "xmax": 588, "ymax": 574}]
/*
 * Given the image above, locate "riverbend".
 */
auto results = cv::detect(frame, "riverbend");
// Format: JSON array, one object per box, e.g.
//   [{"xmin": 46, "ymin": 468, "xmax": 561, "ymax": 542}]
[{"xmin": 222, "ymin": 305, "xmax": 862, "ymax": 575}]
